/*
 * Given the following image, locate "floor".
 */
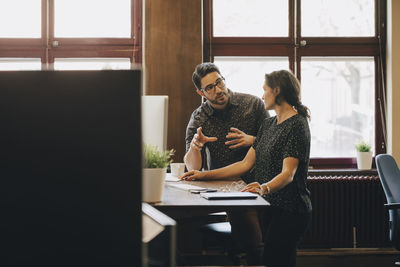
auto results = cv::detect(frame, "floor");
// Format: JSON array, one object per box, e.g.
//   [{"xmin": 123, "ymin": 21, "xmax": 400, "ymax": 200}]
[
  {"xmin": 178, "ymin": 248, "xmax": 400, "ymax": 267},
  {"xmin": 297, "ymin": 248, "xmax": 400, "ymax": 267}
]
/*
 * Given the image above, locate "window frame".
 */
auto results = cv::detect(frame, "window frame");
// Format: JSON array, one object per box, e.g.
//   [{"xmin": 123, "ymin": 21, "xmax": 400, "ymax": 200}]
[
  {"xmin": 0, "ymin": 0, "xmax": 142, "ymax": 67},
  {"xmin": 204, "ymin": 0, "xmax": 386, "ymax": 169}
]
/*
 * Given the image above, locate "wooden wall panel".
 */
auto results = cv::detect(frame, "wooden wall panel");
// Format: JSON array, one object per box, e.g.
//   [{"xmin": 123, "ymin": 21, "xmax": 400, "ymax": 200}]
[{"xmin": 144, "ymin": 0, "xmax": 202, "ymax": 163}]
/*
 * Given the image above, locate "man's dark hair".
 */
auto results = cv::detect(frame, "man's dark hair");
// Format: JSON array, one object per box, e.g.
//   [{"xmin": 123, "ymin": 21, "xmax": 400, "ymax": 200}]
[{"xmin": 192, "ymin": 62, "xmax": 221, "ymax": 90}]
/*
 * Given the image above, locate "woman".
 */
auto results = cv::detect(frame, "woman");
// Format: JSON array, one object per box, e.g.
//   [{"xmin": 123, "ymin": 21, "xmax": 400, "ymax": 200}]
[{"xmin": 181, "ymin": 70, "xmax": 312, "ymax": 267}]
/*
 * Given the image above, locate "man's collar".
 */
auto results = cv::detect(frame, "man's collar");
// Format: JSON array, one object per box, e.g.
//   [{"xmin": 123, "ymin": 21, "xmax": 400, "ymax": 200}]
[
  {"xmin": 203, "ymin": 89, "xmax": 238, "ymax": 116},
  {"xmin": 228, "ymin": 89, "xmax": 240, "ymax": 106}
]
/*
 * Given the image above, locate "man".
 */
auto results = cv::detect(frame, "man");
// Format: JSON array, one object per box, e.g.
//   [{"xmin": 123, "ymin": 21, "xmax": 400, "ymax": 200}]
[{"xmin": 184, "ymin": 62, "xmax": 268, "ymax": 265}]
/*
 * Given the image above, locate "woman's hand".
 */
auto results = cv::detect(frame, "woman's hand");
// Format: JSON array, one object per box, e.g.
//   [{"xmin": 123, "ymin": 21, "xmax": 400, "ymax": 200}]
[
  {"xmin": 179, "ymin": 170, "xmax": 208, "ymax": 181},
  {"xmin": 242, "ymin": 182, "xmax": 263, "ymax": 195}
]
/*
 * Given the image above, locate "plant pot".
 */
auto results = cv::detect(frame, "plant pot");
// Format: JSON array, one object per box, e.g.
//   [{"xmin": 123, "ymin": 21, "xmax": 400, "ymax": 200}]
[
  {"xmin": 356, "ymin": 151, "xmax": 373, "ymax": 170},
  {"xmin": 142, "ymin": 168, "xmax": 166, "ymax": 203}
]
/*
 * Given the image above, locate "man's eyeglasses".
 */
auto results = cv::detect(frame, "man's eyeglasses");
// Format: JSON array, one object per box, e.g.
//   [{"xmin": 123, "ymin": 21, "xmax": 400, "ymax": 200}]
[{"xmin": 201, "ymin": 77, "xmax": 225, "ymax": 94}]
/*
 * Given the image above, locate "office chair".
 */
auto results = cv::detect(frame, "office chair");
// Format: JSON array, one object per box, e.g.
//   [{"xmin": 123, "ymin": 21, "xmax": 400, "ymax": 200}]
[
  {"xmin": 200, "ymin": 221, "xmax": 245, "ymax": 265},
  {"xmin": 376, "ymin": 154, "xmax": 400, "ymax": 265}
]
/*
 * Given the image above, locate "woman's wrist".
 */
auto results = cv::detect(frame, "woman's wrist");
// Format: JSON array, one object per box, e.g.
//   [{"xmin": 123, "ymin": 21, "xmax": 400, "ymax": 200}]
[{"xmin": 261, "ymin": 183, "xmax": 270, "ymax": 195}]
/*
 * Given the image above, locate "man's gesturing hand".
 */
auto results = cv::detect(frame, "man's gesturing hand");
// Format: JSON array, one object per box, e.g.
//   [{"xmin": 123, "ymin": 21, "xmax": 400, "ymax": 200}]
[
  {"xmin": 190, "ymin": 127, "xmax": 218, "ymax": 151},
  {"xmin": 225, "ymin": 127, "xmax": 255, "ymax": 149}
]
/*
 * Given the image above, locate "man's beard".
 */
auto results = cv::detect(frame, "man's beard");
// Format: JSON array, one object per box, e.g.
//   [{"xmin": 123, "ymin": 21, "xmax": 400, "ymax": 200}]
[{"xmin": 207, "ymin": 91, "xmax": 229, "ymax": 106}]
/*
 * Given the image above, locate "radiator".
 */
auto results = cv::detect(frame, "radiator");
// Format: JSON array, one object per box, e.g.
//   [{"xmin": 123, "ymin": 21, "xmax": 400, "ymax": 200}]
[{"xmin": 299, "ymin": 175, "xmax": 391, "ymax": 248}]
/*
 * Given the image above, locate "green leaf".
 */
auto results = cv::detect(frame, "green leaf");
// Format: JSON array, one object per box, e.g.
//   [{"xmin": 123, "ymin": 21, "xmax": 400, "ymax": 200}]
[
  {"xmin": 143, "ymin": 144, "xmax": 175, "ymax": 169},
  {"xmin": 355, "ymin": 141, "xmax": 371, "ymax": 152}
]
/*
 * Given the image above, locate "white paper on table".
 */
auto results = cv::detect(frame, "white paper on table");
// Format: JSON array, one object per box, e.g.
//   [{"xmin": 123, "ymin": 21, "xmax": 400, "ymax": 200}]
[{"xmin": 165, "ymin": 172, "xmax": 181, "ymax": 182}]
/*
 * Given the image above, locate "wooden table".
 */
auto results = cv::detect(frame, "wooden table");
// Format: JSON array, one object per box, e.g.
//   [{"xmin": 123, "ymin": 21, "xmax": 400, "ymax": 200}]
[
  {"xmin": 151, "ymin": 177, "xmax": 270, "ymax": 262},
  {"xmin": 154, "ymin": 178, "xmax": 270, "ymax": 218}
]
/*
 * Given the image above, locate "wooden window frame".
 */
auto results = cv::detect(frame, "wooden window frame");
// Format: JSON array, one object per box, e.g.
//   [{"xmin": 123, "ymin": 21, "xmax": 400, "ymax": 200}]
[
  {"xmin": 0, "ymin": 0, "xmax": 142, "ymax": 66},
  {"xmin": 204, "ymin": 0, "xmax": 386, "ymax": 169}
]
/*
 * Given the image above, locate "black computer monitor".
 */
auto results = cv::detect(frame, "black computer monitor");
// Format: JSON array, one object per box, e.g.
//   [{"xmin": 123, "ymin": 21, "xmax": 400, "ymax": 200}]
[
  {"xmin": 0, "ymin": 70, "xmax": 142, "ymax": 267},
  {"xmin": 142, "ymin": 203, "xmax": 176, "ymax": 267}
]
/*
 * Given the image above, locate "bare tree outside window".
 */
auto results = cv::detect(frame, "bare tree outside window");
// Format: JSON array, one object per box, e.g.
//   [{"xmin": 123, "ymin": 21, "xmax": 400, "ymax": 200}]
[{"xmin": 302, "ymin": 58, "xmax": 374, "ymax": 157}]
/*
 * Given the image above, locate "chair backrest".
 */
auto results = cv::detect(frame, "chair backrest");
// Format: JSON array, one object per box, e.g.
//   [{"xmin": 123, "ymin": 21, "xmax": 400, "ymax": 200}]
[
  {"xmin": 376, "ymin": 154, "xmax": 400, "ymax": 249},
  {"xmin": 376, "ymin": 154, "xmax": 400, "ymax": 204}
]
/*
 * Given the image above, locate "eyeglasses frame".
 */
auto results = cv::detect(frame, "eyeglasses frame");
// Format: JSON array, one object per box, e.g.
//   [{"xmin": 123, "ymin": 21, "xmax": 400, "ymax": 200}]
[{"xmin": 201, "ymin": 76, "xmax": 226, "ymax": 94}]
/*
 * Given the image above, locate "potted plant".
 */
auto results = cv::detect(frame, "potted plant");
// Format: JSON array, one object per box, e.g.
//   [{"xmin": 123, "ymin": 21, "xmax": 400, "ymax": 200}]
[
  {"xmin": 355, "ymin": 141, "xmax": 373, "ymax": 170},
  {"xmin": 142, "ymin": 144, "xmax": 175, "ymax": 203}
]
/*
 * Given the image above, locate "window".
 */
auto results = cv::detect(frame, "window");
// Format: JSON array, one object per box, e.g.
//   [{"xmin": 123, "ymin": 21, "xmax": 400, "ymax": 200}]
[
  {"xmin": 54, "ymin": 58, "xmax": 131, "ymax": 70},
  {"xmin": 0, "ymin": 0, "xmax": 41, "ymax": 38},
  {"xmin": 301, "ymin": 57, "xmax": 375, "ymax": 158},
  {"xmin": 214, "ymin": 56, "xmax": 288, "ymax": 116},
  {"xmin": 54, "ymin": 0, "xmax": 131, "ymax": 38},
  {"xmin": 0, "ymin": 0, "xmax": 141, "ymax": 70},
  {"xmin": 205, "ymin": 0, "xmax": 386, "ymax": 168},
  {"xmin": 213, "ymin": 0, "xmax": 288, "ymax": 37},
  {"xmin": 0, "ymin": 58, "xmax": 42, "ymax": 70}
]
